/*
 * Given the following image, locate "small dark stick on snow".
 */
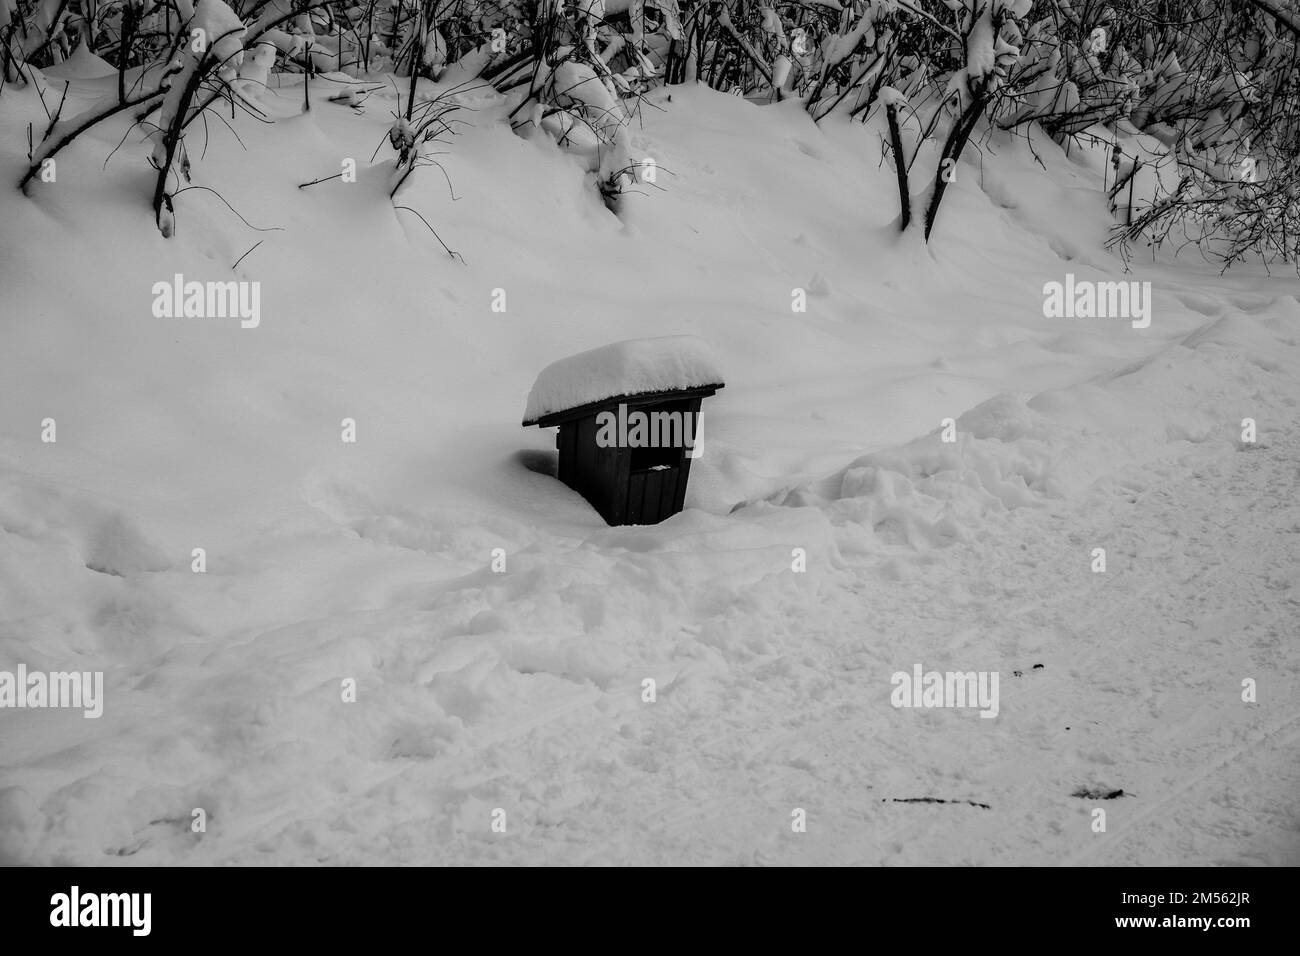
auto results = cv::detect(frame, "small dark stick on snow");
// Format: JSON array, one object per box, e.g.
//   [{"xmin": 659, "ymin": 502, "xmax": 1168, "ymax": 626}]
[
  {"xmin": 232, "ymin": 240, "xmax": 265, "ymax": 270},
  {"xmin": 298, "ymin": 172, "xmax": 346, "ymax": 189},
  {"xmin": 394, "ymin": 205, "xmax": 465, "ymax": 263}
]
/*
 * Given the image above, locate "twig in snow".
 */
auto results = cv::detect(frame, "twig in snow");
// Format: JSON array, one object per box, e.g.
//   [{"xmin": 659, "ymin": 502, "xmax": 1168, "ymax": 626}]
[
  {"xmin": 232, "ymin": 239, "xmax": 265, "ymax": 270},
  {"xmin": 393, "ymin": 204, "xmax": 464, "ymax": 263}
]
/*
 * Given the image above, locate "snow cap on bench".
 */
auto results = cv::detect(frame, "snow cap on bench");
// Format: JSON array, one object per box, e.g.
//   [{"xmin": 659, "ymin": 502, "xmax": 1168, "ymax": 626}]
[{"xmin": 522, "ymin": 335, "xmax": 725, "ymax": 426}]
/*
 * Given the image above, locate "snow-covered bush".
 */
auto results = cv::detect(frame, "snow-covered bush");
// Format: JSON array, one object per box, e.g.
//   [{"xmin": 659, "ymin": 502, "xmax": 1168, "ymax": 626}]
[
  {"xmin": 149, "ymin": 0, "xmax": 247, "ymax": 236},
  {"xmin": 4, "ymin": 0, "xmax": 1297, "ymax": 262}
]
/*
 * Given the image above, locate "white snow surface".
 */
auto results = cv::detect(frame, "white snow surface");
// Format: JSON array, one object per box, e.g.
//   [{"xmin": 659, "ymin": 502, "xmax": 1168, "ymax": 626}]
[
  {"xmin": 523, "ymin": 335, "xmax": 724, "ymax": 423},
  {"xmin": 1, "ymin": 74, "xmax": 1298, "ymax": 865}
]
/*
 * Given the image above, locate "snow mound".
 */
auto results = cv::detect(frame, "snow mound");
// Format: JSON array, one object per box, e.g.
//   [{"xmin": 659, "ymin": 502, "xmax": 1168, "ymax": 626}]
[
  {"xmin": 41, "ymin": 43, "xmax": 118, "ymax": 80},
  {"xmin": 765, "ymin": 393, "xmax": 1063, "ymax": 551},
  {"xmin": 522, "ymin": 336, "xmax": 724, "ymax": 424},
  {"xmin": 762, "ymin": 300, "xmax": 1300, "ymax": 557},
  {"xmin": 0, "ymin": 469, "xmax": 172, "ymax": 579}
]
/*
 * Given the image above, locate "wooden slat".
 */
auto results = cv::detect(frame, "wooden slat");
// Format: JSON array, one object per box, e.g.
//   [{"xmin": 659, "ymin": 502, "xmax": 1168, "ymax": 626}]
[
  {"xmin": 610, "ymin": 445, "xmax": 631, "ymax": 525},
  {"xmin": 671, "ymin": 459, "xmax": 689, "ymax": 514},
  {"xmin": 671, "ymin": 398, "xmax": 704, "ymax": 515},
  {"xmin": 627, "ymin": 471, "xmax": 646, "ymax": 524},
  {"xmin": 657, "ymin": 468, "xmax": 678, "ymax": 521},
  {"xmin": 647, "ymin": 469, "xmax": 668, "ymax": 524},
  {"xmin": 557, "ymin": 423, "xmax": 576, "ymax": 485}
]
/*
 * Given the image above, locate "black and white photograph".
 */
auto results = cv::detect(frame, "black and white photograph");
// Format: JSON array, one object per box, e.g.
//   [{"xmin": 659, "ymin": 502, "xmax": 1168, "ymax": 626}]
[{"xmin": 1, "ymin": 0, "xmax": 1297, "ymax": 892}]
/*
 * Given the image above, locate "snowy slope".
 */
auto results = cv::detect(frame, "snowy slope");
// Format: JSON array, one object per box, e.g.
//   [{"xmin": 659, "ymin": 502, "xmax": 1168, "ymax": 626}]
[{"xmin": 0, "ymin": 71, "xmax": 1297, "ymax": 865}]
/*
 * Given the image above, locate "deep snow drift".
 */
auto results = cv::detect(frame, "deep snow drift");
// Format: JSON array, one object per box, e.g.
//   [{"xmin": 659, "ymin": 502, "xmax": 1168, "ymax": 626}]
[{"xmin": 1, "ymin": 70, "xmax": 1297, "ymax": 865}]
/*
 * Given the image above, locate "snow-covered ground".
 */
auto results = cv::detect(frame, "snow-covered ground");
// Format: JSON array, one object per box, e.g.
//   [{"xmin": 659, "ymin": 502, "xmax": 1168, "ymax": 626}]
[{"xmin": 1, "ymin": 62, "xmax": 1297, "ymax": 864}]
